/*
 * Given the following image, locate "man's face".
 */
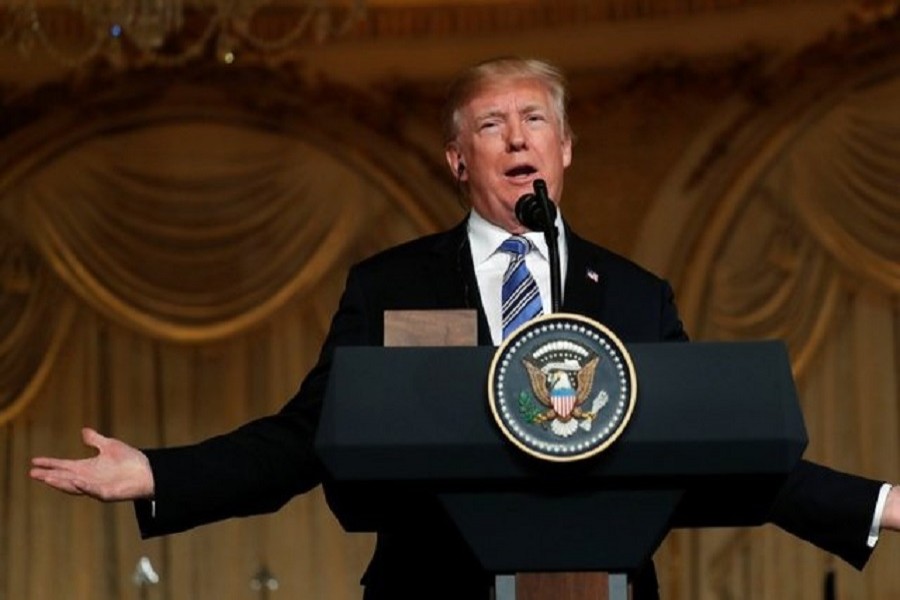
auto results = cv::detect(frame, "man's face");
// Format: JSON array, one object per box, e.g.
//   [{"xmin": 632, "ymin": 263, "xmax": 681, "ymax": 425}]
[{"xmin": 445, "ymin": 77, "xmax": 572, "ymax": 233}]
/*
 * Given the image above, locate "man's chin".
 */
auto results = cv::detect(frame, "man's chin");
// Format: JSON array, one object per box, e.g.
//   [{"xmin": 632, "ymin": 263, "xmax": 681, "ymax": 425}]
[
  {"xmin": 506, "ymin": 177, "xmax": 540, "ymax": 193},
  {"xmin": 475, "ymin": 208, "xmax": 526, "ymax": 234}
]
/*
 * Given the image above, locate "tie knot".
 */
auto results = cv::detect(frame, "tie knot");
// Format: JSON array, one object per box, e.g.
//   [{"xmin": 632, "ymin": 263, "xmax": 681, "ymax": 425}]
[{"xmin": 499, "ymin": 236, "xmax": 532, "ymax": 257}]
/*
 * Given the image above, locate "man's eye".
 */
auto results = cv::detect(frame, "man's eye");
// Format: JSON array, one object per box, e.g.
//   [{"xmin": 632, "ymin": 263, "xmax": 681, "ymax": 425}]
[
  {"xmin": 479, "ymin": 121, "xmax": 499, "ymax": 130},
  {"xmin": 526, "ymin": 114, "xmax": 546, "ymax": 123}
]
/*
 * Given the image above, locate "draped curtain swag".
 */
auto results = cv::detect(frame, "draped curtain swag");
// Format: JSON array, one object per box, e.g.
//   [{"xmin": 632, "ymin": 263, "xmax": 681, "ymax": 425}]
[{"xmin": 704, "ymin": 76, "xmax": 900, "ymax": 376}]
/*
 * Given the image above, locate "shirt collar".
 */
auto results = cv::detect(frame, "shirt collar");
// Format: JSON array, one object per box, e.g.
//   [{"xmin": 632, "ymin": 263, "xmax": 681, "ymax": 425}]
[{"xmin": 467, "ymin": 208, "xmax": 565, "ymax": 265}]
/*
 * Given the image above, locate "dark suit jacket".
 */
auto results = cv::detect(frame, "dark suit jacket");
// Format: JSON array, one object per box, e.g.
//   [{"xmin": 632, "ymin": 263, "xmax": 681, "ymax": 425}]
[{"xmin": 137, "ymin": 219, "xmax": 883, "ymax": 599}]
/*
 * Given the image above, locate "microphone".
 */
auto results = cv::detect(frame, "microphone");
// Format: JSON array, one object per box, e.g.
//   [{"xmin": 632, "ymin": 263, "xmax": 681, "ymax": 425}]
[
  {"xmin": 515, "ymin": 179, "xmax": 562, "ymax": 313},
  {"xmin": 515, "ymin": 181, "xmax": 557, "ymax": 233}
]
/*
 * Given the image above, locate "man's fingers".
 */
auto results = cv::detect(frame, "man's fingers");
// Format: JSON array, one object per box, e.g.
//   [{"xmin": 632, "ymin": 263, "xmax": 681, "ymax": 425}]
[
  {"xmin": 31, "ymin": 456, "xmax": 78, "ymax": 471},
  {"xmin": 31, "ymin": 466, "xmax": 117, "ymax": 500},
  {"xmin": 30, "ymin": 469, "xmax": 86, "ymax": 496}
]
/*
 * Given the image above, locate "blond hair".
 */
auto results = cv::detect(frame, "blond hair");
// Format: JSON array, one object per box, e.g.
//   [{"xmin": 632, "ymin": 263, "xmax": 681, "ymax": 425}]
[{"xmin": 442, "ymin": 57, "xmax": 571, "ymax": 143}]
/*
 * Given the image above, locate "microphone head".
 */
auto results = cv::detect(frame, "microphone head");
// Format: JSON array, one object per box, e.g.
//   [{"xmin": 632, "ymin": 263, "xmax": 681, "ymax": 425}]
[
  {"xmin": 515, "ymin": 193, "xmax": 537, "ymax": 229},
  {"xmin": 515, "ymin": 191, "xmax": 557, "ymax": 232}
]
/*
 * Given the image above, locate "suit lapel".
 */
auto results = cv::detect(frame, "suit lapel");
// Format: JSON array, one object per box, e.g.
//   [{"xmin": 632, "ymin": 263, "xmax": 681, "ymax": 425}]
[
  {"xmin": 426, "ymin": 219, "xmax": 493, "ymax": 345},
  {"xmin": 561, "ymin": 228, "xmax": 607, "ymax": 322}
]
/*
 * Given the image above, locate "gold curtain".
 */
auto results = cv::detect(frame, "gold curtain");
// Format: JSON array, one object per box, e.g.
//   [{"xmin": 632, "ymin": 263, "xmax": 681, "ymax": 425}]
[
  {"xmin": 0, "ymin": 114, "xmax": 458, "ymax": 599},
  {"xmin": 658, "ymin": 71, "xmax": 900, "ymax": 599}
]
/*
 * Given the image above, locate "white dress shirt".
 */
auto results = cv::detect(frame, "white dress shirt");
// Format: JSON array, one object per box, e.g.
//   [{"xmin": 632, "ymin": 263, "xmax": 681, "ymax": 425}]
[{"xmin": 467, "ymin": 209, "xmax": 567, "ymax": 346}]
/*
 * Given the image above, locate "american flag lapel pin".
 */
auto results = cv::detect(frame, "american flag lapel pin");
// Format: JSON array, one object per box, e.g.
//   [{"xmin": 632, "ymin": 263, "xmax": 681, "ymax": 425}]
[{"xmin": 586, "ymin": 267, "xmax": 599, "ymax": 283}]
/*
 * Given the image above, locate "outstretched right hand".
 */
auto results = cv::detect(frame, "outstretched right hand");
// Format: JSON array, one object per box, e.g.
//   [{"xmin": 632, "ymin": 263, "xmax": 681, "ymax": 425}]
[{"xmin": 30, "ymin": 427, "xmax": 155, "ymax": 502}]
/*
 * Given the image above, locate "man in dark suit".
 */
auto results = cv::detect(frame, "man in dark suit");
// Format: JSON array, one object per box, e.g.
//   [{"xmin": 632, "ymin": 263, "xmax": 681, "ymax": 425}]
[{"xmin": 31, "ymin": 57, "xmax": 898, "ymax": 599}]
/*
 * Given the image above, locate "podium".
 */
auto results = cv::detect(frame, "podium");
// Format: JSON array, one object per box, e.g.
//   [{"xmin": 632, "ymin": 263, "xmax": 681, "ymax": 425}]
[{"xmin": 315, "ymin": 341, "xmax": 807, "ymax": 598}]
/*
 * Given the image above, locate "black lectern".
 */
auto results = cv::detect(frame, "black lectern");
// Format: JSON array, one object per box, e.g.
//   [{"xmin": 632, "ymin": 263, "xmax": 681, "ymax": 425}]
[{"xmin": 315, "ymin": 341, "xmax": 807, "ymax": 599}]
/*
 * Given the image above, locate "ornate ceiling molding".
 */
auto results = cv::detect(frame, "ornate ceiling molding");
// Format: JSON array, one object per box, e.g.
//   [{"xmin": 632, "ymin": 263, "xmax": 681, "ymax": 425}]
[
  {"xmin": 4, "ymin": 9, "xmax": 896, "ymax": 171},
  {"xmin": 1, "ymin": 0, "xmax": 887, "ymax": 44}
]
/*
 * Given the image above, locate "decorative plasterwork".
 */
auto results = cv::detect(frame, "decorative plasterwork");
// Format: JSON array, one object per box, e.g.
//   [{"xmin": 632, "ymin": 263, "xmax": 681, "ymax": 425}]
[{"xmin": 1, "ymin": 0, "xmax": 881, "ymax": 43}]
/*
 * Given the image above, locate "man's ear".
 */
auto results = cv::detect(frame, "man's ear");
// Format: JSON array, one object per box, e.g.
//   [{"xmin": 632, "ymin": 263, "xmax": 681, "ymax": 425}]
[
  {"xmin": 445, "ymin": 144, "xmax": 468, "ymax": 182},
  {"xmin": 562, "ymin": 135, "xmax": 573, "ymax": 169}
]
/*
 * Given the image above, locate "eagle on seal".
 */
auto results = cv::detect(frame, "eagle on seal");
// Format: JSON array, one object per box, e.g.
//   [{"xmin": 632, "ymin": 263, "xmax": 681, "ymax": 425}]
[{"xmin": 523, "ymin": 355, "xmax": 604, "ymax": 437}]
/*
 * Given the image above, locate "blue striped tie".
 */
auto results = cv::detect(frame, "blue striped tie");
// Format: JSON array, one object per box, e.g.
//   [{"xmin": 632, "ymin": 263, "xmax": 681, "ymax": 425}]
[{"xmin": 500, "ymin": 236, "xmax": 543, "ymax": 339}]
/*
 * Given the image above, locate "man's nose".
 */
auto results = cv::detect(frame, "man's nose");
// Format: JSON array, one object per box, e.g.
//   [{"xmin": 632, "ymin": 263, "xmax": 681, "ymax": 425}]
[{"xmin": 506, "ymin": 120, "xmax": 527, "ymax": 151}]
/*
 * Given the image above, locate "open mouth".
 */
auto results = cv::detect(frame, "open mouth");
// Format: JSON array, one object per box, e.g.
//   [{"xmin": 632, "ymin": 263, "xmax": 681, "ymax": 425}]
[{"xmin": 505, "ymin": 165, "xmax": 537, "ymax": 179}]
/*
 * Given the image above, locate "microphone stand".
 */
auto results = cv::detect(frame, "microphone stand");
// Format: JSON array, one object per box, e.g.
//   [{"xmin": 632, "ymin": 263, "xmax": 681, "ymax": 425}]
[{"xmin": 533, "ymin": 180, "xmax": 561, "ymax": 313}]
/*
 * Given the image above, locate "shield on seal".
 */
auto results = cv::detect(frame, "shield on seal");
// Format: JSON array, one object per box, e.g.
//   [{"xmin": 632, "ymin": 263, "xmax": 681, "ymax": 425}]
[{"xmin": 551, "ymin": 383, "xmax": 577, "ymax": 419}]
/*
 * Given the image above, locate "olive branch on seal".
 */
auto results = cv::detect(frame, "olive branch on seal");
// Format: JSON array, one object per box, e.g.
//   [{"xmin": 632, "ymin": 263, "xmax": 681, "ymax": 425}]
[{"xmin": 517, "ymin": 390, "xmax": 543, "ymax": 424}]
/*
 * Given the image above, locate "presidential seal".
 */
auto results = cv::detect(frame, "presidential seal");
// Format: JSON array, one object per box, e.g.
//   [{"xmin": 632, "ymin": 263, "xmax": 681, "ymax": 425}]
[{"xmin": 488, "ymin": 313, "xmax": 637, "ymax": 462}]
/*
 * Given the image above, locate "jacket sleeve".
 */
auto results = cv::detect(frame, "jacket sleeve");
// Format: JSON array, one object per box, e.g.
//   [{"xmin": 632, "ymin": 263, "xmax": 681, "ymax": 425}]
[
  {"xmin": 135, "ymin": 265, "xmax": 372, "ymax": 538},
  {"xmin": 768, "ymin": 459, "xmax": 882, "ymax": 569}
]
